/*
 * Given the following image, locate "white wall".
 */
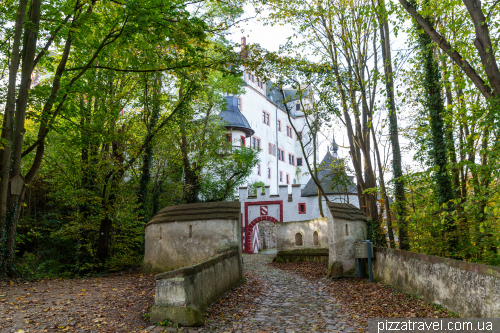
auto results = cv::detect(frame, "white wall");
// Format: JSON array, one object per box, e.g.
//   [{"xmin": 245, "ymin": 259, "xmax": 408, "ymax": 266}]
[
  {"xmin": 239, "ymin": 184, "xmax": 359, "ymax": 224},
  {"xmin": 238, "ymin": 81, "xmax": 309, "ymax": 195}
]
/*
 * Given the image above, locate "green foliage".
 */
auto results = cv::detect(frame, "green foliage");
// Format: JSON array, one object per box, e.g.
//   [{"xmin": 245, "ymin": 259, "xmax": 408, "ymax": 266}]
[
  {"xmin": 199, "ymin": 147, "xmax": 260, "ymax": 202},
  {"xmin": 3, "ymin": 0, "xmax": 253, "ymax": 277},
  {"xmin": 248, "ymin": 181, "xmax": 266, "ymax": 196}
]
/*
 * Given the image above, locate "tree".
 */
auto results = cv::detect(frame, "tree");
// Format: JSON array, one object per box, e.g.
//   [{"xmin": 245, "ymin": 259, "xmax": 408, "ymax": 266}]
[
  {"xmin": 372, "ymin": 0, "xmax": 407, "ymax": 250},
  {"xmin": 0, "ymin": 0, "xmax": 245, "ymax": 274}
]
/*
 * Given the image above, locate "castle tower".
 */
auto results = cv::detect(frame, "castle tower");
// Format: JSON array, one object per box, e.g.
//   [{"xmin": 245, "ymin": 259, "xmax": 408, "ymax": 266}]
[
  {"xmin": 218, "ymin": 96, "xmax": 254, "ymax": 147},
  {"xmin": 332, "ymin": 130, "xmax": 339, "ymax": 158}
]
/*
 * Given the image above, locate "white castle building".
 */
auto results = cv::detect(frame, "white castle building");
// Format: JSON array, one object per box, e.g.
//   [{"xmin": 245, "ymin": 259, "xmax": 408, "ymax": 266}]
[{"xmin": 218, "ymin": 38, "xmax": 360, "ymax": 253}]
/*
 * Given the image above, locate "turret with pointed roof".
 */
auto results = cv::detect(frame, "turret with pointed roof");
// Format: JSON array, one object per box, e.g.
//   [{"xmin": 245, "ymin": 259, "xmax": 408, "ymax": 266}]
[{"xmin": 301, "ymin": 150, "xmax": 356, "ymax": 197}]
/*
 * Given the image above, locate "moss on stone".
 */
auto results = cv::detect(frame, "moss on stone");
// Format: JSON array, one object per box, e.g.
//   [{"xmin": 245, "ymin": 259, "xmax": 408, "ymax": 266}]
[
  {"xmin": 274, "ymin": 248, "xmax": 329, "ymax": 263},
  {"xmin": 150, "ymin": 305, "xmax": 204, "ymax": 327}
]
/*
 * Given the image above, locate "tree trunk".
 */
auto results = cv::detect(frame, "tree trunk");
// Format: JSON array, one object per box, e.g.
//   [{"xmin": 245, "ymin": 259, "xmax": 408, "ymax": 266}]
[
  {"xmin": 416, "ymin": 8, "xmax": 457, "ymax": 257},
  {"xmin": 371, "ymin": 126, "xmax": 395, "ymax": 248},
  {"xmin": 0, "ymin": 0, "xmax": 28, "ymax": 248},
  {"xmin": 376, "ymin": 0, "xmax": 408, "ymax": 250},
  {"xmin": 2, "ymin": 0, "xmax": 41, "ymax": 274},
  {"xmin": 138, "ymin": 74, "xmax": 161, "ymax": 219}
]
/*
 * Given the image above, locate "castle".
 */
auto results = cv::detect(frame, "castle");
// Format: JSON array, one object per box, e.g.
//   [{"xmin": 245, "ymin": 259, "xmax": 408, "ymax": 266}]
[{"xmin": 219, "ymin": 38, "xmax": 359, "ymax": 253}]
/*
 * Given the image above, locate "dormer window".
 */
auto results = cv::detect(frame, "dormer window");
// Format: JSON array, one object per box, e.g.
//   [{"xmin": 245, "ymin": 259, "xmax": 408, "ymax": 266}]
[{"xmin": 296, "ymin": 103, "xmax": 301, "ymax": 110}]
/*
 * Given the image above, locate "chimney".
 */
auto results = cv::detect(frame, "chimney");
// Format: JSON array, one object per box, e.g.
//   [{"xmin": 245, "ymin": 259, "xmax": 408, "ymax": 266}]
[{"xmin": 241, "ymin": 37, "xmax": 247, "ymax": 58}]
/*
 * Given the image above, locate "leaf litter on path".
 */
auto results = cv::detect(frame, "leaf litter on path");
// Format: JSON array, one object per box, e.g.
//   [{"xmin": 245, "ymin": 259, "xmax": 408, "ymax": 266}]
[{"xmin": 269, "ymin": 261, "xmax": 459, "ymax": 332}]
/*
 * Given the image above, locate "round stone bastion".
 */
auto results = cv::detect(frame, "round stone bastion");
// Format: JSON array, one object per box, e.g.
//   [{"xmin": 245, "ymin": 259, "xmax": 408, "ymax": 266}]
[{"xmin": 140, "ymin": 201, "xmax": 241, "ymax": 273}]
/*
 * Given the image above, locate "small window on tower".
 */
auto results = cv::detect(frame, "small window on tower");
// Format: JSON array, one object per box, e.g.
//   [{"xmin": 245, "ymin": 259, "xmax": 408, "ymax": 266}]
[
  {"xmin": 297, "ymin": 158, "xmax": 303, "ymax": 166},
  {"xmin": 257, "ymin": 164, "xmax": 261, "ymax": 176},
  {"xmin": 267, "ymin": 167, "xmax": 271, "ymax": 179},
  {"xmin": 298, "ymin": 203, "xmax": 306, "ymax": 214},
  {"xmin": 296, "ymin": 103, "xmax": 301, "ymax": 110}
]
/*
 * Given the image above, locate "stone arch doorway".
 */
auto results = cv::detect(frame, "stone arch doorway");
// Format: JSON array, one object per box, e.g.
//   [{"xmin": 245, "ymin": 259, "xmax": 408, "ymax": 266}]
[{"xmin": 246, "ymin": 216, "xmax": 278, "ymax": 254}]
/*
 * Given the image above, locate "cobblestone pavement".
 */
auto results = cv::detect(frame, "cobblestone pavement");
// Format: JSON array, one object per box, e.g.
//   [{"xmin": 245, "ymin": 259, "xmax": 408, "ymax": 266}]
[{"xmin": 193, "ymin": 254, "xmax": 360, "ymax": 333}]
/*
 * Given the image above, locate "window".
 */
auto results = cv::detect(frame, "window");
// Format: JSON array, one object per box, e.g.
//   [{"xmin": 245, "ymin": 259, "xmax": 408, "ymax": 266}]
[
  {"xmin": 278, "ymin": 148, "xmax": 285, "ymax": 162},
  {"xmin": 262, "ymin": 111, "xmax": 270, "ymax": 125},
  {"xmin": 286, "ymin": 125, "xmax": 293, "ymax": 138},
  {"xmin": 267, "ymin": 167, "xmax": 271, "ymax": 179},
  {"xmin": 297, "ymin": 157, "xmax": 303, "ymax": 166},
  {"xmin": 252, "ymin": 137, "xmax": 261, "ymax": 150},
  {"xmin": 257, "ymin": 164, "xmax": 261, "ymax": 176},
  {"xmin": 268, "ymin": 143, "xmax": 276, "ymax": 156},
  {"xmin": 279, "ymin": 171, "xmax": 283, "ymax": 182},
  {"xmin": 288, "ymin": 153, "xmax": 295, "ymax": 166},
  {"xmin": 240, "ymin": 136, "xmax": 245, "ymax": 147},
  {"xmin": 252, "ymin": 75, "xmax": 255, "ymax": 82},
  {"xmin": 296, "ymin": 103, "xmax": 301, "ymax": 111},
  {"xmin": 297, "ymin": 131, "xmax": 302, "ymax": 140},
  {"xmin": 277, "ymin": 119, "xmax": 282, "ymax": 132},
  {"xmin": 298, "ymin": 203, "xmax": 306, "ymax": 214},
  {"xmin": 345, "ymin": 224, "xmax": 349, "ymax": 236},
  {"xmin": 237, "ymin": 98, "xmax": 242, "ymax": 110},
  {"xmin": 313, "ymin": 231, "xmax": 318, "ymax": 246},
  {"xmin": 189, "ymin": 225, "xmax": 193, "ymax": 238},
  {"xmin": 286, "ymin": 174, "xmax": 290, "ymax": 184},
  {"xmin": 226, "ymin": 134, "xmax": 232, "ymax": 143},
  {"xmin": 295, "ymin": 233, "xmax": 303, "ymax": 246}
]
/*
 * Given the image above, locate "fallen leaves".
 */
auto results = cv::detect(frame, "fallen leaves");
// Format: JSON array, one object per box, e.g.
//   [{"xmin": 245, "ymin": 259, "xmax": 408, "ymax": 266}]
[
  {"xmin": 269, "ymin": 261, "xmax": 459, "ymax": 332},
  {"xmin": 204, "ymin": 270, "xmax": 268, "ymax": 325},
  {"xmin": 267, "ymin": 261, "xmax": 328, "ymax": 280},
  {"xmin": 0, "ymin": 268, "xmax": 156, "ymax": 332}
]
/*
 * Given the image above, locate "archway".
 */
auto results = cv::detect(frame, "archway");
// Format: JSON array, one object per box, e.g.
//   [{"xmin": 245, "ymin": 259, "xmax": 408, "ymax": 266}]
[{"xmin": 246, "ymin": 216, "xmax": 279, "ymax": 254}]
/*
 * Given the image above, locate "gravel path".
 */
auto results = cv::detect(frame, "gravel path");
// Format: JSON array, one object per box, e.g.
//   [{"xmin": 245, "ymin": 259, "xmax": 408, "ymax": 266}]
[{"xmin": 193, "ymin": 254, "xmax": 359, "ymax": 333}]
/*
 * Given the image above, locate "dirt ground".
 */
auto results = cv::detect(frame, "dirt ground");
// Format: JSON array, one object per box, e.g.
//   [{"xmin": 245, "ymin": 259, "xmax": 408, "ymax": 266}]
[
  {"xmin": 0, "ymin": 270, "xmax": 156, "ymax": 333},
  {"xmin": 0, "ymin": 267, "xmax": 266, "ymax": 333},
  {"xmin": 1, "ymin": 259, "xmax": 458, "ymax": 333}
]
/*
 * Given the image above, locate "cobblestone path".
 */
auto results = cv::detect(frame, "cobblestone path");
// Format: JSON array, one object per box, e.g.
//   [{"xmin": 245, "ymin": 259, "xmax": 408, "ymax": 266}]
[{"xmin": 196, "ymin": 253, "xmax": 359, "ymax": 333}]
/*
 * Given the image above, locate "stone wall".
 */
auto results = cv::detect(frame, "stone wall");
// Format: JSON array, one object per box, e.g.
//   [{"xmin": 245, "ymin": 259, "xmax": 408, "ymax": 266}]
[
  {"xmin": 151, "ymin": 250, "xmax": 243, "ymax": 326},
  {"xmin": 258, "ymin": 220, "xmax": 276, "ymax": 250},
  {"xmin": 141, "ymin": 202, "xmax": 240, "ymax": 273},
  {"xmin": 276, "ymin": 217, "xmax": 328, "ymax": 251},
  {"xmin": 327, "ymin": 202, "xmax": 368, "ymax": 277},
  {"xmin": 373, "ymin": 247, "xmax": 500, "ymax": 318}
]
